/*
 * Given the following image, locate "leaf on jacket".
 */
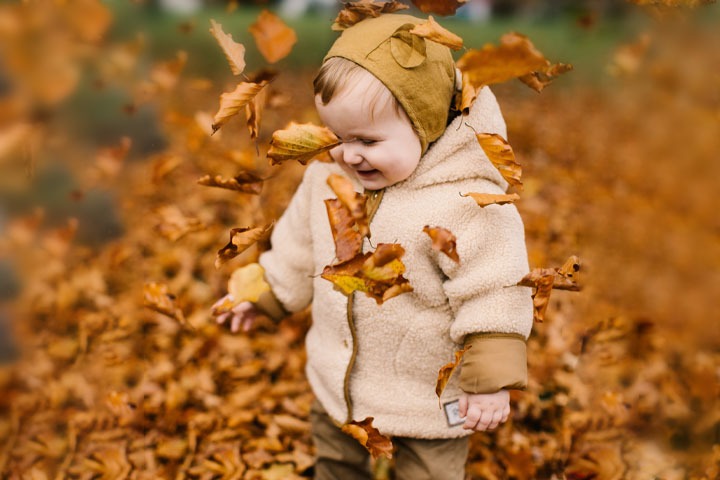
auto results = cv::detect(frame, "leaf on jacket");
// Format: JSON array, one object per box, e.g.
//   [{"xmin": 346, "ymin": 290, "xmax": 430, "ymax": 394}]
[
  {"xmin": 409, "ymin": 16, "xmax": 463, "ymax": 50},
  {"xmin": 143, "ymin": 282, "xmax": 188, "ymax": 326},
  {"xmin": 411, "ymin": 0, "xmax": 468, "ymax": 16},
  {"xmin": 267, "ymin": 122, "xmax": 341, "ymax": 165},
  {"xmin": 461, "ymin": 192, "xmax": 520, "ymax": 207},
  {"xmin": 325, "ymin": 198, "xmax": 365, "ymax": 263},
  {"xmin": 249, "ymin": 10, "xmax": 297, "ymax": 64},
  {"xmin": 216, "ymin": 224, "xmax": 273, "ymax": 268},
  {"xmin": 423, "ymin": 225, "xmax": 459, "ymax": 263},
  {"xmin": 209, "ymin": 19, "xmax": 246, "ymax": 76},
  {"xmin": 341, "ymin": 417, "xmax": 393, "ymax": 459},
  {"xmin": 327, "ymin": 174, "xmax": 369, "ymax": 238},
  {"xmin": 516, "ymin": 256, "xmax": 582, "ymax": 322},
  {"xmin": 228, "ymin": 263, "xmax": 271, "ymax": 304},
  {"xmin": 197, "ymin": 172, "xmax": 264, "ymax": 195},
  {"xmin": 332, "ymin": 1, "xmax": 409, "ymax": 30},
  {"xmin": 435, "ymin": 346, "xmax": 471, "ymax": 406},
  {"xmin": 154, "ymin": 205, "xmax": 206, "ymax": 241},
  {"xmin": 321, "ymin": 244, "xmax": 413, "ymax": 304},
  {"xmin": 212, "ymin": 81, "xmax": 269, "ymax": 134},
  {"xmin": 456, "ymin": 32, "xmax": 571, "ymax": 97},
  {"xmin": 475, "ymin": 132, "xmax": 523, "ymax": 190}
]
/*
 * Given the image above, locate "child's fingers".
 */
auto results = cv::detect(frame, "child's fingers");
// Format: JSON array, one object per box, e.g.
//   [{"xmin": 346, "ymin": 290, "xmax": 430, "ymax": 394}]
[
  {"xmin": 215, "ymin": 312, "xmax": 230, "ymax": 325},
  {"xmin": 462, "ymin": 404, "xmax": 482, "ymax": 430},
  {"xmin": 458, "ymin": 395, "xmax": 468, "ymax": 417},
  {"xmin": 476, "ymin": 410, "xmax": 495, "ymax": 431},
  {"xmin": 501, "ymin": 404, "xmax": 510, "ymax": 424},
  {"xmin": 230, "ymin": 314, "xmax": 242, "ymax": 333},
  {"xmin": 487, "ymin": 409, "xmax": 504, "ymax": 430}
]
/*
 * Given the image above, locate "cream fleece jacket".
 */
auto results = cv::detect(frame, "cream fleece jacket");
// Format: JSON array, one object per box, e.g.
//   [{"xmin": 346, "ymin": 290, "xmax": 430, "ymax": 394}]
[{"xmin": 259, "ymin": 87, "xmax": 533, "ymax": 439}]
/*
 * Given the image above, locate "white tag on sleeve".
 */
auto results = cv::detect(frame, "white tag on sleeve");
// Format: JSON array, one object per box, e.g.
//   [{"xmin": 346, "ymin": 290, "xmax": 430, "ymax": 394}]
[{"xmin": 443, "ymin": 400, "xmax": 465, "ymax": 427}]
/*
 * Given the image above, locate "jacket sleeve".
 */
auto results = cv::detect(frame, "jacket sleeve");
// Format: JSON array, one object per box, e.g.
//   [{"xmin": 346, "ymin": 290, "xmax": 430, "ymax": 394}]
[{"xmin": 258, "ymin": 165, "xmax": 318, "ymax": 313}]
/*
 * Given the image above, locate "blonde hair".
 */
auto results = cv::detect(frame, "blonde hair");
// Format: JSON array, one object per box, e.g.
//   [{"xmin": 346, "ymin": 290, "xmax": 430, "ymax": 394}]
[{"xmin": 313, "ymin": 57, "xmax": 404, "ymax": 118}]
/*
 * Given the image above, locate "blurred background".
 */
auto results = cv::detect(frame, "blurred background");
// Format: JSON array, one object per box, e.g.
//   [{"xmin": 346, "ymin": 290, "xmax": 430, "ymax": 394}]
[{"xmin": 0, "ymin": 0, "xmax": 718, "ymax": 478}]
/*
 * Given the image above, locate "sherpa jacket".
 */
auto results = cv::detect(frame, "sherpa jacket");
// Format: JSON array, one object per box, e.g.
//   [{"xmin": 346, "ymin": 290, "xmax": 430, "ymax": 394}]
[{"xmin": 258, "ymin": 87, "xmax": 533, "ymax": 439}]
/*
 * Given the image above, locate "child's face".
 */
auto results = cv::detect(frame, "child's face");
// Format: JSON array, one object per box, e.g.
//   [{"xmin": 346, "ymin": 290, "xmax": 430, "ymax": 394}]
[{"xmin": 315, "ymin": 74, "xmax": 422, "ymax": 190}]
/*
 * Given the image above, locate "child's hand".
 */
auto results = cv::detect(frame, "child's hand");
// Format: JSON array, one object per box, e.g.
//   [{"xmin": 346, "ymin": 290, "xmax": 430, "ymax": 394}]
[
  {"xmin": 212, "ymin": 294, "xmax": 258, "ymax": 333},
  {"xmin": 458, "ymin": 390, "xmax": 510, "ymax": 431}
]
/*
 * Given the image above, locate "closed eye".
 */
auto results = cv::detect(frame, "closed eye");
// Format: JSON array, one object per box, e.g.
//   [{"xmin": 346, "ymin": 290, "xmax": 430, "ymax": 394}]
[{"xmin": 359, "ymin": 138, "xmax": 377, "ymax": 145}]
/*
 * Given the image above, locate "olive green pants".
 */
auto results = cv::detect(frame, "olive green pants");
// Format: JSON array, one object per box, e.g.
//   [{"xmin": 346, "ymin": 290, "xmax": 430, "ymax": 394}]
[{"xmin": 310, "ymin": 400, "xmax": 470, "ymax": 480}]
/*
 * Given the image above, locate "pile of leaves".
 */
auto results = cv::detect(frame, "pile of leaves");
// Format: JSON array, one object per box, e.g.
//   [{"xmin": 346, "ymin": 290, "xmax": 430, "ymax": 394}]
[{"xmin": 0, "ymin": 0, "xmax": 718, "ymax": 478}]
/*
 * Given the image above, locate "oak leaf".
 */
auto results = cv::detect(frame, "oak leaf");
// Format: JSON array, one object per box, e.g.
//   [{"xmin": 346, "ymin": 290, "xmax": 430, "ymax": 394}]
[
  {"xmin": 249, "ymin": 10, "xmax": 297, "ymax": 64},
  {"xmin": 197, "ymin": 172, "xmax": 264, "ymax": 195},
  {"xmin": 209, "ymin": 19, "xmax": 246, "ymax": 76},
  {"xmin": 216, "ymin": 224, "xmax": 273, "ymax": 268},
  {"xmin": 227, "ymin": 263, "xmax": 271, "ymax": 305},
  {"xmin": 409, "ymin": 16, "xmax": 463, "ymax": 50},
  {"xmin": 435, "ymin": 346, "xmax": 471, "ymax": 406},
  {"xmin": 461, "ymin": 192, "xmax": 520, "ymax": 207},
  {"xmin": 341, "ymin": 417, "xmax": 393, "ymax": 459},
  {"xmin": 327, "ymin": 173, "xmax": 369, "ymax": 238},
  {"xmin": 212, "ymin": 81, "xmax": 269, "ymax": 134},
  {"xmin": 267, "ymin": 122, "xmax": 341, "ymax": 165},
  {"xmin": 423, "ymin": 225, "xmax": 459, "ymax": 263},
  {"xmin": 411, "ymin": 0, "xmax": 468, "ymax": 16},
  {"xmin": 475, "ymin": 132, "xmax": 523, "ymax": 190},
  {"xmin": 332, "ymin": 1, "xmax": 409, "ymax": 30},
  {"xmin": 143, "ymin": 282, "xmax": 187, "ymax": 325}
]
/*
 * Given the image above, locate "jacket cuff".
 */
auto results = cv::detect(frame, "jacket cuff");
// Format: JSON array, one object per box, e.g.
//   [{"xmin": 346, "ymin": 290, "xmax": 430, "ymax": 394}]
[
  {"xmin": 254, "ymin": 289, "xmax": 290, "ymax": 321},
  {"xmin": 459, "ymin": 333, "xmax": 527, "ymax": 394}
]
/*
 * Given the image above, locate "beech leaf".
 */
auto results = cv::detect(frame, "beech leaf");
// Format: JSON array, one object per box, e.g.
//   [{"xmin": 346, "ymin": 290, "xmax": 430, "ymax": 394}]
[
  {"xmin": 423, "ymin": 225, "xmax": 459, "ymax": 263},
  {"xmin": 332, "ymin": 1, "xmax": 409, "ymax": 30},
  {"xmin": 154, "ymin": 205, "xmax": 206, "ymax": 241},
  {"xmin": 249, "ymin": 10, "xmax": 297, "ymax": 64},
  {"xmin": 475, "ymin": 132, "xmax": 523, "ymax": 190},
  {"xmin": 197, "ymin": 172, "xmax": 264, "ymax": 195},
  {"xmin": 410, "ymin": 0, "xmax": 468, "ymax": 16},
  {"xmin": 267, "ymin": 122, "xmax": 341, "ymax": 165},
  {"xmin": 435, "ymin": 346, "xmax": 471, "ymax": 406},
  {"xmin": 216, "ymin": 224, "xmax": 273, "ymax": 268},
  {"xmin": 325, "ymin": 198, "xmax": 365, "ymax": 263},
  {"xmin": 409, "ymin": 16, "xmax": 463, "ymax": 50},
  {"xmin": 461, "ymin": 192, "xmax": 520, "ymax": 207},
  {"xmin": 327, "ymin": 173, "xmax": 369, "ymax": 238},
  {"xmin": 212, "ymin": 81, "xmax": 269, "ymax": 134},
  {"xmin": 209, "ymin": 19, "xmax": 246, "ymax": 76},
  {"xmin": 341, "ymin": 417, "xmax": 394, "ymax": 459}
]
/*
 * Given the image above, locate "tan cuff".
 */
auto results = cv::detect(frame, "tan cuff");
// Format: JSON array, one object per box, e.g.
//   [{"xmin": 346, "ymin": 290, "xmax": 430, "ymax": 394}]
[
  {"xmin": 459, "ymin": 333, "xmax": 527, "ymax": 394},
  {"xmin": 254, "ymin": 289, "xmax": 289, "ymax": 321}
]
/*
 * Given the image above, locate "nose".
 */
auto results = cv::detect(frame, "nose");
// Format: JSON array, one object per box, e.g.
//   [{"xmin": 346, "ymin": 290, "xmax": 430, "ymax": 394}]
[{"xmin": 340, "ymin": 142, "xmax": 363, "ymax": 166}]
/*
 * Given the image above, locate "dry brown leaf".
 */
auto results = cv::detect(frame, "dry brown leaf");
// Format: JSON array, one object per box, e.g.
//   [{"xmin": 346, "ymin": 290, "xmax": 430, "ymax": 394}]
[
  {"xmin": 267, "ymin": 122, "xmax": 341, "ymax": 165},
  {"xmin": 216, "ymin": 224, "xmax": 273, "ymax": 268},
  {"xmin": 530, "ymin": 273, "xmax": 554, "ymax": 323},
  {"xmin": 411, "ymin": 0, "xmax": 468, "ymax": 16},
  {"xmin": 475, "ymin": 132, "xmax": 523, "ymax": 190},
  {"xmin": 212, "ymin": 81, "xmax": 269, "ymax": 134},
  {"xmin": 628, "ymin": 0, "xmax": 713, "ymax": 7},
  {"xmin": 341, "ymin": 417, "xmax": 394, "ymax": 459},
  {"xmin": 249, "ymin": 10, "xmax": 297, "ymax": 64},
  {"xmin": 197, "ymin": 172, "xmax": 264, "ymax": 195},
  {"xmin": 96, "ymin": 136, "xmax": 131, "ymax": 177},
  {"xmin": 151, "ymin": 51, "xmax": 187, "ymax": 90},
  {"xmin": 435, "ymin": 346, "xmax": 471, "ymax": 406},
  {"xmin": 325, "ymin": 198, "xmax": 365, "ymax": 263},
  {"xmin": 154, "ymin": 205, "xmax": 206, "ymax": 241},
  {"xmin": 143, "ymin": 282, "xmax": 187, "ymax": 325},
  {"xmin": 209, "ymin": 19, "xmax": 246, "ymax": 76},
  {"xmin": 422, "ymin": 225, "xmax": 459, "ymax": 263},
  {"xmin": 409, "ymin": 16, "xmax": 463, "ymax": 50},
  {"xmin": 332, "ymin": 0, "xmax": 409, "ymax": 30},
  {"xmin": 461, "ymin": 192, "xmax": 520, "ymax": 207},
  {"xmin": 455, "ymin": 71, "xmax": 480, "ymax": 114},
  {"xmin": 244, "ymin": 69, "xmax": 278, "ymax": 140},
  {"xmin": 519, "ymin": 62, "xmax": 574, "ymax": 92},
  {"xmin": 327, "ymin": 173, "xmax": 369, "ymax": 238}
]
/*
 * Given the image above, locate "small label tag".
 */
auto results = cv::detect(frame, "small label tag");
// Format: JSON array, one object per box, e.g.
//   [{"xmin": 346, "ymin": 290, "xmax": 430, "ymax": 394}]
[{"xmin": 443, "ymin": 400, "xmax": 465, "ymax": 427}]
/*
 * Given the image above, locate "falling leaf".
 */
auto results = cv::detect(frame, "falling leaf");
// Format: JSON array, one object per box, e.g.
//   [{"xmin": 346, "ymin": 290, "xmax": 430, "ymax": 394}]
[
  {"xmin": 461, "ymin": 192, "xmax": 520, "ymax": 207},
  {"xmin": 151, "ymin": 51, "xmax": 187, "ymax": 90},
  {"xmin": 411, "ymin": 0, "xmax": 468, "ymax": 16},
  {"xmin": 325, "ymin": 198, "xmax": 365, "ymax": 263},
  {"xmin": 96, "ymin": 136, "xmax": 131, "ymax": 177},
  {"xmin": 435, "ymin": 346, "xmax": 471, "ymax": 406},
  {"xmin": 216, "ymin": 224, "xmax": 274, "ymax": 268},
  {"xmin": 227, "ymin": 263, "xmax": 271, "ymax": 304},
  {"xmin": 143, "ymin": 282, "xmax": 187, "ymax": 325},
  {"xmin": 608, "ymin": 33, "xmax": 652, "ymax": 77},
  {"xmin": 455, "ymin": 71, "xmax": 480, "ymax": 114},
  {"xmin": 628, "ymin": 0, "xmax": 714, "ymax": 7},
  {"xmin": 209, "ymin": 19, "xmax": 246, "ymax": 76},
  {"xmin": 423, "ymin": 225, "xmax": 459, "ymax": 263},
  {"xmin": 516, "ymin": 256, "xmax": 581, "ymax": 322},
  {"xmin": 520, "ymin": 63, "xmax": 574, "ymax": 92},
  {"xmin": 327, "ymin": 173, "xmax": 369, "ymax": 237},
  {"xmin": 267, "ymin": 122, "xmax": 341, "ymax": 165},
  {"xmin": 474, "ymin": 132, "xmax": 523, "ymax": 190},
  {"xmin": 409, "ymin": 16, "xmax": 463, "ymax": 50},
  {"xmin": 331, "ymin": 0, "xmax": 409, "ymax": 31},
  {"xmin": 249, "ymin": 10, "xmax": 297, "ymax": 64},
  {"xmin": 529, "ymin": 273, "xmax": 554, "ymax": 322},
  {"xmin": 197, "ymin": 172, "xmax": 264, "ymax": 194},
  {"xmin": 341, "ymin": 417, "xmax": 394, "ymax": 459},
  {"xmin": 558, "ymin": 255, "xmax": 581, "ymax": 286},
  {"xmin": 212, "ymin": 81, "xmax": 269, "ymax": 134},
  {"xmin": 244, "ymin": 69, "xmax": 278, "ymax": 140},
  {"xmin": 154, "ymin": 205, "xmax": 206, "ymax": 241}
]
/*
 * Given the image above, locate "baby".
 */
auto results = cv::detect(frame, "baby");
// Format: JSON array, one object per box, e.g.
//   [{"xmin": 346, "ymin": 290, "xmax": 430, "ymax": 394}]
[{"xmin": 216, "ymin": 13, "xmax": 533, "ymax": 480}]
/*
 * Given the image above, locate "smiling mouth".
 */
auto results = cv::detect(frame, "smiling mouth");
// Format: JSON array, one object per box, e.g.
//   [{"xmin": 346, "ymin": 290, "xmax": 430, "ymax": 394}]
[{"xmin": 355, "ymin": 169, "xmax": 378, "ymax": 177}]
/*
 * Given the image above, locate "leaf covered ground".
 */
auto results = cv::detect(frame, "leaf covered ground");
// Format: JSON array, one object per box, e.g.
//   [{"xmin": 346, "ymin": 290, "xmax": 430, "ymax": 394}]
[{"xmin": 0, "ymin": 1, "xmax": 718, "ymax": 478}]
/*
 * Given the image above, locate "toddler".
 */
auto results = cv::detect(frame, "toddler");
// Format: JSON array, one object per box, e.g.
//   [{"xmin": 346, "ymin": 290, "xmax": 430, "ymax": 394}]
[{"xmin": 216, "ymin": 13, "xmax": 533, "ymax": 480}]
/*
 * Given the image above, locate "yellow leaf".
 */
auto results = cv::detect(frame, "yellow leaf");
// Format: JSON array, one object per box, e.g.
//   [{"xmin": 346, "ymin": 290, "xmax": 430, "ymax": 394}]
[
  {"xmin": 461, "ymin": 192, "xmax": 520, "ymax": 207},
  {"xmin": 475, "ymin": 132, "xmax": 523, "ymax": 190},
  {"xmin": 216, "ymin": 224, "xmax": 273, "ymax": 268},
  {"xmin": 409, "ymin": 16, "xmax": 463, "ymax": 50},
  {"xmin": 197, "ymin": 172, "xmax": 264, "ymax": 195},
  {"xmin": 267, "ymin": 122, "xmax": 341, "ymax": 166},
  {"xmin": 212, "ymin": 81, "xmax": 269, "ymax": 134},
  {"xmin": 209, "ymin": 19, "xmax": 246, "ymax": 76},
  {"xmin": 249, "ymin": 10, "xmax": 297, "ymax": 64},
  {"xmin": 228, "ymin": 263, "xmax": 271, "ymax": 304}
]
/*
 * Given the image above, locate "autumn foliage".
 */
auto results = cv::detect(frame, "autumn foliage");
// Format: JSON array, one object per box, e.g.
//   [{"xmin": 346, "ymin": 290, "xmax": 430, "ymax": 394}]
[{"xmin": 0, "ymin": 0, "xmax": 718, "ymax": 479}]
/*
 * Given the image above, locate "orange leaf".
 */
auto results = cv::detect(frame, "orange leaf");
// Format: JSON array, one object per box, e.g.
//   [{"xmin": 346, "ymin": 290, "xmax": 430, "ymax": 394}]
[
  {"xmin": 409, "ymin": 16, "xmax": 463, "ymax": 50},
  {"xmin": 197, "ymin": 172, "xmax": 264, "ymax": 194},
  {"xmin": 154, "ymin": 205, "xmax": 206, "ymax": 241},
  {"xmin": 249, "ymin": 10, "xmax": 297, "ymax": 64},
  {"xmin": 423, "ymin": 225, "xmax": 459, "ymax": 263},
  {"xmin": 267, "ymin": 122, "xmax": 341, "ymax": 165},
  {"xmin": 209, "ymin": 19, "xmax": 246, "ymax": 75},
  {"xmin": 332, "ymin": 1, "xmax": 409, "ymax": 30},
  {"xmin": 475, "ymin": 132, "xmax": 523, "ymax": 190},
  {"xmin": 215, "ymin": 224, "xmax": 273, "ymax": 268},
  {"xmin": 325, "ymin": 198, "xmax": 365, "ymax": 263},
  {"xmin": 211, "ymin": 81, "xmax": 269, "ymax": 134},
  {"xmin": 143, "ymin": 282, "xmax": 188, "ymax": 326},
  {"xmin": 435, "ymin": 346, "xmax": 471, "ymax": 406},
  {"xmin": 96, "ymin": 137, "xmax": 131, "ymax": 177},
  {"xmin": 151, "ymin": 51, "xmax": 187, "ymax": 90},
  {"xmin": 461, "ymin": 192, "xmax": 520, "ymax": 207},
  {"xmin": 520, "ymin": 62, "xmax": 574, "ymax": 92},
  {"xmin": 341, "ymin": 417, "xmax": 394, "ymax": 459},
  {"xmin": 455, "ymin": 71, "xmax": 480, "ymax": 114},
  {"xmin": 245, "ymin": 69, "xmax": 278, "ymax": 140},
  {"xmin": 411, "ymin": 0, "xmax": 468, "ymax": 16},
  {"xmin": 327, "ymin": 173, "xmax": 369, "ymax": 238}
]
